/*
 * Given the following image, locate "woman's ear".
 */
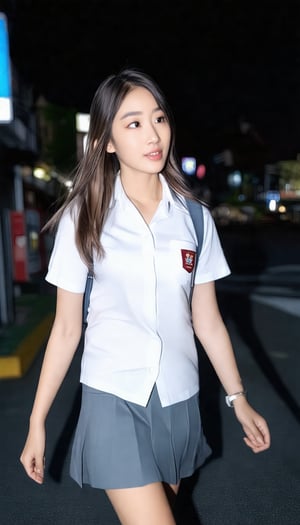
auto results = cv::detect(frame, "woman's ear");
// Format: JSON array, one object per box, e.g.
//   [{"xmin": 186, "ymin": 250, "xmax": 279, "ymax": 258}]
[{"xmin": 106, "ymin": 141, "xmax": 116, "ymax": 153}]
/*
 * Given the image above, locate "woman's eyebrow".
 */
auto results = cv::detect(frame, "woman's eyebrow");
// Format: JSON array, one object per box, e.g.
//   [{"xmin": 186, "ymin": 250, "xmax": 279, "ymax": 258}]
[
  {"xmin": 120, "ymin": 107, "xmax": 161, "ymax": 120},
  {"xmin": 120, "ymin": 111, "xmax": 142, "ymax": 120}
]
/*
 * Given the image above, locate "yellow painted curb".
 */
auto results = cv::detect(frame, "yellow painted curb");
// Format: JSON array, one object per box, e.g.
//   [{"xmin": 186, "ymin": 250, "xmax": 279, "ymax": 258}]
[{"xmin": 0, "ymin": 313, "xmax": 54, "ymax": 379}]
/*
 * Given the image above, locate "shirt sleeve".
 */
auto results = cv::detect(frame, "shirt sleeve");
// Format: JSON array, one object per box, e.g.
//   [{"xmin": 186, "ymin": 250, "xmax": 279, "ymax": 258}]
[
  {"xmin": 45, "ymin": 208, "xmax": 88, "ymax": 293},
  {"xmin": 194, "ymin": 206, "xmax": 231, "ymax": 284}
]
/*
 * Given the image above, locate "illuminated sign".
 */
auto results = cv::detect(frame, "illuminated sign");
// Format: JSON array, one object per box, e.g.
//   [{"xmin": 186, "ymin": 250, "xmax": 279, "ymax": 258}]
[{"xmin": 0, "ymin": 13, "xmax": 13, "ymax": 123}]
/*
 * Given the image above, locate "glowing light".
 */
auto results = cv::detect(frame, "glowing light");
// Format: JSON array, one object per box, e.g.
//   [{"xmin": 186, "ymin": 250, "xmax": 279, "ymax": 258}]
[
  {"xmin": 33, "ymin": 167, "xmax": 46, "ymax": 179},
  {"xmin": 182, "ymin": 157, "xmax": 196, "ymax": 176},
  {"xmin": 33, "ymin": 167, "xmax": 51, "ymax": 181},
  {"xmin": 76, "ymin": 113, "xmax": 90, "ymax": 132},
  {"xmin": 228, "ymin": 171, "xmax": 242, "ymax": 188},
  {"xmin": 196, "ymin": 164, "xmax": 206, "ymax": 179}
]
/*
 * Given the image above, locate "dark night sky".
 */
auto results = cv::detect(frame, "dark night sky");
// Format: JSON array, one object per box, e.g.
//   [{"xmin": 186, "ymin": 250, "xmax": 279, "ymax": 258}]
[{"xmin": 2, "ymin": 0, "xmax": 300, "ymax": 163}]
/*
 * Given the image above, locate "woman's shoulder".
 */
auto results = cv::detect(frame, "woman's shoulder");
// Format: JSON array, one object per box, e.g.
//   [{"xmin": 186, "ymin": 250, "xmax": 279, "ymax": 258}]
[{"xmin": 53, "ymin": 200, "xmax": 80, "ymax": 237}]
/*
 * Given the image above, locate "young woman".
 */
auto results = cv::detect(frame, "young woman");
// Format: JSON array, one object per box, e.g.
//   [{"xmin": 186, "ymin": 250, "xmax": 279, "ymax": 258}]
[{"xmin": 20, "ymin": 68, "xmax": 270, "ymax": 525}]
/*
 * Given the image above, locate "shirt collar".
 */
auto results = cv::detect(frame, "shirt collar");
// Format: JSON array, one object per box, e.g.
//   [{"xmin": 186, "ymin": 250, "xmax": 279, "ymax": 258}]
[{"xmin": 110, "ymin": 172, "xmax": 177, "ymax": 214}]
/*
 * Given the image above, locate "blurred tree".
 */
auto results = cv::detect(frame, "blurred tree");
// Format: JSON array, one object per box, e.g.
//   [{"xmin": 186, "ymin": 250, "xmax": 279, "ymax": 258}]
[{"xmin": 277, "ymin": 160, "xmax": 300, "ymax": 191}]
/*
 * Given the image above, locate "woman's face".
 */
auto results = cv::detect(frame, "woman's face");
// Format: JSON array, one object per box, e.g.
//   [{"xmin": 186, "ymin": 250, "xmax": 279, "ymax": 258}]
[{"xmin": 107, "ymin": 87, "xmax": 171, "ymax": 177}]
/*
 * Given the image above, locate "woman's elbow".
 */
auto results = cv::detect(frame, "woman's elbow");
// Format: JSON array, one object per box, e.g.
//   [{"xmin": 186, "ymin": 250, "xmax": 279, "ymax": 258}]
[
  {"xmin": 51, "ymin": 316, "xmax": 83, "ymax": 345},
  {"xmin": 193, "ymin": 314, "xmax": 225, "ymax": 344}
]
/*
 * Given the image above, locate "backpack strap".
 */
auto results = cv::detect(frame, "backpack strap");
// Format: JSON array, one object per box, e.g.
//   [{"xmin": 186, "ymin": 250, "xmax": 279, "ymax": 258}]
[
  {"xmin": 185, "ymin": 198, "xmax": 204, "ymax": 260},
  {"xmin": 83, "ymin": 270, "xmax": 93, "ymax": 327},
  {"xmin": 185, "ymin": 198, "xmax": 204, "ymax": 294}
]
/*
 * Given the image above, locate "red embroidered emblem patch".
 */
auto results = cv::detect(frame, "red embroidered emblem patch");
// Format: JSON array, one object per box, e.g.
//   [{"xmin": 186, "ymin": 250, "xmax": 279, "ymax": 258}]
[{"xmin": 181, "ymin": 249, "xmax": 196, "ymax": 273}]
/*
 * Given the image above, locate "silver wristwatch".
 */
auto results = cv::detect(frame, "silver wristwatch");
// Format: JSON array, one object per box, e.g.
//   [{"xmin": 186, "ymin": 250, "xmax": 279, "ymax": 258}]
[{"xmin": 225, "ymin": 390, "xmax": 247, "ymax": 407}]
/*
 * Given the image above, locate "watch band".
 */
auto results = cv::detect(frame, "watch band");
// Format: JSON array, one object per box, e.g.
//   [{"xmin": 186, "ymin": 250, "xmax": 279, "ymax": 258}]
[{"xmin": 225, "ymin": 390, "xmax": 247, "ymax": 407}]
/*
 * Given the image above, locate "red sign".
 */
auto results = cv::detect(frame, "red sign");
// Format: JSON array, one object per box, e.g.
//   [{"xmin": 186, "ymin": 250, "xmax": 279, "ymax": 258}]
[{"xmin": 10, "ymin": 211, "xmax": 29, "ymax": 282}]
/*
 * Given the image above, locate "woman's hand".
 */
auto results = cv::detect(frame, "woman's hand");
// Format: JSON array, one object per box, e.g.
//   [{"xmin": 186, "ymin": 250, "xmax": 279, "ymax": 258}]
[
  {"xmin": 233, "ymin": 397, "xmax": 271, "ymax": 453},
  {"xmin": 20, "ymin": 422, "xmax": 46, "ymax": 484}
]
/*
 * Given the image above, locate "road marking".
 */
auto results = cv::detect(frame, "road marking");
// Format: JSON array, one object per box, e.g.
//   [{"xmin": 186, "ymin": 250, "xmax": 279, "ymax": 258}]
[{"xmin": 250, "ymin": 294, "xmax": 300, "ymax": 318}]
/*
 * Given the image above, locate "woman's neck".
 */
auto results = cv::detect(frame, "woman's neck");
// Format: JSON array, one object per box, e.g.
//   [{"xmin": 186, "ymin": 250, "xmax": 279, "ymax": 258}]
[{"xmin": 120, "ymin": 171, "xmax": 162, "ymax": 203}]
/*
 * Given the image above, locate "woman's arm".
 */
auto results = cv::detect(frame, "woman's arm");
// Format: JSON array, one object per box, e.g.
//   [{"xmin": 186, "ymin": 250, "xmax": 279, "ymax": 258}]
[
  {"xmin": 20, "ymin": 287, "xmax": 84, "ymax": 483},
  {"xmin": 192, "ymin": 281, "xmax": 271, "ymax": 453}
]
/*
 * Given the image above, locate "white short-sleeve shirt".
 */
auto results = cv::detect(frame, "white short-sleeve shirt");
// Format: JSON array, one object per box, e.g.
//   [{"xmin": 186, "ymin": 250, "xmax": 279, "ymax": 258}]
[{"xmin": 46, "ymin": 174, "xmax": 230, "ymax": 407}]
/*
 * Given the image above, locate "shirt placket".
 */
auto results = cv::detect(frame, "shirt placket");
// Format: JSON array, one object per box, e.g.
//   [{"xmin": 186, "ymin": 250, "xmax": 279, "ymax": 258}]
[{"xmin": 141, "ymin": 226, "xmax": 162, "ymax": 380}]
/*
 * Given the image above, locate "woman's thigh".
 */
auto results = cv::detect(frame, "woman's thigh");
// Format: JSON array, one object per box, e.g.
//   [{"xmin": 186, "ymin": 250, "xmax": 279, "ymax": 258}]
[{"xmin": 106, "ymin": 482, "xmax": 178, "ymax": 525}]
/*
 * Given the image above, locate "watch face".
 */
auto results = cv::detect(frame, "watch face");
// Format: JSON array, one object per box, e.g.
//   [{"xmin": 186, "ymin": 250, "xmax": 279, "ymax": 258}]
[
  {"xmin": 226, "ymin": 391, "xmax": 247, "ymax": 407},
  {"xmin": 225, "ymin": 395, "xmax": 233, "ymax": 407}
]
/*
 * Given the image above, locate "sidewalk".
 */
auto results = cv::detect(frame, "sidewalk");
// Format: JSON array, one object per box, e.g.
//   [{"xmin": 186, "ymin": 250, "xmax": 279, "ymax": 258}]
[{"xmin": 0, "ymin": 292, "xmax": 55, "ymax": 379}]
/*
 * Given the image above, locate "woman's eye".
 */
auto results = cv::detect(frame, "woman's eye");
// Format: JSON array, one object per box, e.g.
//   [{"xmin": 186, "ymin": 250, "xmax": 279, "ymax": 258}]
[
  {"xmin": 128, "ymin": 121, "xmax": 140, "ymax": 129},
  {"xmin": 155, "ymin": 115, "xmax": 166, "ymax": 124}
]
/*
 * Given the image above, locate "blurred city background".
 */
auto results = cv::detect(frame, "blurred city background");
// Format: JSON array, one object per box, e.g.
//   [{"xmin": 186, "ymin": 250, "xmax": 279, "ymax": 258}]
[
  {"xmin": 1, "ymin": 1, "xmax": 300, "ymax": 331},
  {"xmin": 0, "ymin": 2, "xmax": 300, "ymax": 524}
]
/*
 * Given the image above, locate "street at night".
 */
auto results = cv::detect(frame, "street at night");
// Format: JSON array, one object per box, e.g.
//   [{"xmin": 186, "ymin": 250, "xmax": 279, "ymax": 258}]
[
  {"xmin": 1, "ymin": 224, "xmax": 300, "ymax": 525},
  {"xmin": 1, "ymin": 2, "xmax": 300, "ymax": 524}
]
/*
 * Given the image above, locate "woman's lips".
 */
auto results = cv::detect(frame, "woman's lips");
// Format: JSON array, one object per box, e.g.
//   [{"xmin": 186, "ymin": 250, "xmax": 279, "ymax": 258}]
[{"xmin": 145, "ymin": 150, "xmax": 163, "ymax": 160}]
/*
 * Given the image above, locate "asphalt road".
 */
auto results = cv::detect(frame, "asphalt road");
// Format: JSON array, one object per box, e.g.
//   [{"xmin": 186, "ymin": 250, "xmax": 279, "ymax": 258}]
[{"xmin": 1, "ymin": 222, "xmax": 300, "ymax": 525}]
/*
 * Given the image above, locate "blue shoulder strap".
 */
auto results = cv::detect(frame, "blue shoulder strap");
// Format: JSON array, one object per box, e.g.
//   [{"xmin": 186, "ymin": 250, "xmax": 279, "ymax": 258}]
[
  {"xmin": 185, "ymin": 198, "xmax": 204, "ymax": 261},
  {"xmin": 83, "ymin": 270, "xmax": 93, "ymax": 326}
]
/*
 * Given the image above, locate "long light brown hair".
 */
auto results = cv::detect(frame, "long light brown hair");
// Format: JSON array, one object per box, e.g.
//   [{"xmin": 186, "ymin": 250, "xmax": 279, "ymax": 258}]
[{"xmin": 46, "ymin": 67, "xmax": 195, "ymax": 271}]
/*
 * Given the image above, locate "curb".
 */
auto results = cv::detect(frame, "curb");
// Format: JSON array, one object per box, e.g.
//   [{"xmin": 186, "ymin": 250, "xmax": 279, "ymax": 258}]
[{"xmin": 0, "ymin": 312, "xmax": 54, "ymax": 379}]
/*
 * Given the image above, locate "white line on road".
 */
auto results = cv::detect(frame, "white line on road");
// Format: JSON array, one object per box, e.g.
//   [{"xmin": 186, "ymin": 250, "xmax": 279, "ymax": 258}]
[{"xmin": 250, "ymin": 294, "xmax": 300, "ymax": 318}]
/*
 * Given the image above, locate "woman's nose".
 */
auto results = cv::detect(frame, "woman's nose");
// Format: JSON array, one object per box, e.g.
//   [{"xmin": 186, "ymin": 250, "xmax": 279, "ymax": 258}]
[{"xmin": 147, "ymin": 126, "xmax": 159, "ymax": 143}]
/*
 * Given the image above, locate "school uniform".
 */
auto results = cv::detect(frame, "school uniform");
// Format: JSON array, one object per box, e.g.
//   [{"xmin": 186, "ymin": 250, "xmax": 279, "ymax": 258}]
[{"xmin": 45, "ymin": 173, "xmax": 230, "ymax": 489}]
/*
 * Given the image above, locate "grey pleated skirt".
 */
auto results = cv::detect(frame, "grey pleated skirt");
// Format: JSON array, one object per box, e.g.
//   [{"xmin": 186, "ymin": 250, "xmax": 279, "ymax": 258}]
[{"xmin": 70, "ymin": 384, "xmax": 211, "ymax": 490}]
